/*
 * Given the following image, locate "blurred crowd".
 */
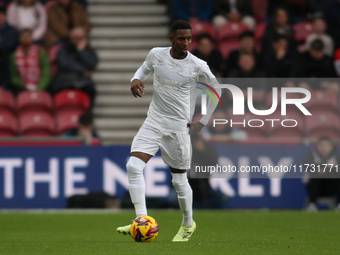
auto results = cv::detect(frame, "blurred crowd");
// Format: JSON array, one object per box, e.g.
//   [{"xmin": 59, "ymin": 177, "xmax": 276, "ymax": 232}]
[
  {"xmin": 169, "ymin": 0, "xmax": 340, "ymax": 82},
  {"xmin": 167, "ymin": 0, "xmax": 340, "ymax": 143},
  {"xmin": 0, "ymin": 0, "xmax": 98, "ymax": 142}
]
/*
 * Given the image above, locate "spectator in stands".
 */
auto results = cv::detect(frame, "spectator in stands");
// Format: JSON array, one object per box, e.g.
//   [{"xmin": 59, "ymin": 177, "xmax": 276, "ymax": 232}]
[
  {"xmin": 264, "ymin": 34, "xmax": 296, "ymax": 77},
  {"xmin": 171, "ymin": 0, "xmax": 214, "ymax": 22},
  {"xmin": 223, "ymin": 31, "xmax": 261, "ymax": 76},
  {"xmin": 261, "ymin": 7, "xmax": 296, "ymax": 57},
  {"xmin": 45, "ymin": 0, "xmax": 90, "ymax": 48},
  {"xmin": 307, "ymin": 0, "xmax": 331, "ymax": 18},
  {"xmin": 202, "ymin": 109, "xmax": 247, "ymax": 142},
  {"xmin": 304, "ymin": 136, "xmax": 340, "ymax": 211},
  {"xmin": 10, "ymin": 29, "xmax": 51, "ymax": 92},
  {"xmin": 53, "ymin": 27, "xmax": 98, "ymax": 105},
  {"xmin": 228, "ymin": 51, "xmax": 262, "ymax": 78},
  {"xmin": 64, "ymin": 113, "xmax": 100, "ymax": 145},
  {"xmin": 7, "ymin": 0, "xmax": 47, "ymax": 43},
  {"xmin": 212, "ymin": 0, "xmax": 255, "ymax": 29},
  {"xmin": 0, "ymin": 7, "xmax": 19, "ymax": 52},
  {"xmin": 192, "ymin": 33, "xmax": 223, "ymax": 77},
  {"xmin": 324, "ymin": 0, "xmax": 340, "ymax": 48},
  {"xmin": 296, "ymin": 39, "xmax": 337, "ymax": 78},
  {"xmin": 228, "ymin": 52, "xmax": 266, "ymax": 108},
  {"xmin": 305, "ymin": 17, "xmax": 334, "ymax": 57},
  {"xmin": 189, "ymin": 133, "xmax": 229, "ymax": 209}
]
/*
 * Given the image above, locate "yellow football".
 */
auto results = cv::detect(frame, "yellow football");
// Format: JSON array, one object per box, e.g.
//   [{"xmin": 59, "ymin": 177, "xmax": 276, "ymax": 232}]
[{"xmin": 130, "ymin": 215, "xmax": 159, "ymax": 242}]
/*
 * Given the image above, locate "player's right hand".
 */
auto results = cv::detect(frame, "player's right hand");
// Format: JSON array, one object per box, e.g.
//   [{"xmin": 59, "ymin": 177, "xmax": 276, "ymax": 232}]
[{"xmin": 131, "ymin": 79, "xmax": 145, "ymax": 98}]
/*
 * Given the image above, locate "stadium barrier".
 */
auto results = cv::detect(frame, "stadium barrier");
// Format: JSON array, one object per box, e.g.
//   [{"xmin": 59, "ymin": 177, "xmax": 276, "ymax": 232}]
[{"xmin": 0, "ymin": 144, "xmax": 320, "ymax": 209}]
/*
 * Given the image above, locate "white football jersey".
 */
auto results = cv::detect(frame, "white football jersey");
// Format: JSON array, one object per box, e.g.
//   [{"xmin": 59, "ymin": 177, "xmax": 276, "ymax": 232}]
[{"xmin": 131, "ymin": 47, "xmax": 220, "ymax": 133}]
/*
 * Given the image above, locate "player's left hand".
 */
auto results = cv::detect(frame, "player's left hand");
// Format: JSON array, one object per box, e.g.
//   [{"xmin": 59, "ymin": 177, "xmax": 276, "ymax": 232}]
[{"xmin": 189, "ymin": 121, "xmax": 204, "ymax": 134}]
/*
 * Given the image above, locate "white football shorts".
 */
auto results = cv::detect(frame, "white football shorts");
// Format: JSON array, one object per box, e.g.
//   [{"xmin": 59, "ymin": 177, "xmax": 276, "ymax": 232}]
[{"xmin": 131, "ymin": 119, "xmax": 192, "ymax": 170}]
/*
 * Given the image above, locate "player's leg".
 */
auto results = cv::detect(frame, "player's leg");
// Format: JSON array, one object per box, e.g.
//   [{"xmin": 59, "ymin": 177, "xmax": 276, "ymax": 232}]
[
  {"xmin": 170, "ymin": 168, "xmax": 193, "ymax": 227},
  {"xmin": 127, "ymin": 152, "xmax": 153, "ymax": 217},
  {"xmin": 170, "ymin": 167, "xmax": 196, "ymax": 242},
  {"xmin": 160, "ymin": 132, "xmax": 196, "ymax": 241},
  {"xmin": 117, "ymin": 122, "xmax": 160, "ymax": 235}
]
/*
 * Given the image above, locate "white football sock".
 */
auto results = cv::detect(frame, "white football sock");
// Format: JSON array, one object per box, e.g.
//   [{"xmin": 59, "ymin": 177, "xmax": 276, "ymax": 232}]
[
  {"xmin": 171, "ymin": 172, "xmax": 193, "ymax": 227},
  {"xmin": 126, "ymin": 156, "xmax": 147, "ymax": 217}
]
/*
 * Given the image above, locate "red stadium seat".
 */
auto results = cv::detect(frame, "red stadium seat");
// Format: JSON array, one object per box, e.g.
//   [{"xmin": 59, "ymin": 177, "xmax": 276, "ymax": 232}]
[
  {"xmin": 233, "ymin": 112, "xmax": 266, "ymax": 138},
  {"xmin": 48, "ymin": 44, "xmax": 63, "ymax": 76},
  {"xmin": 267, "ymin": 110, "xmax": 304, "ymax": 139},
  {"xmin": 0, "ymin": 90, "xmax": 15, "ymax": 114},
  {"xmin": 54, "ymin": 90, "xmax": 90, "ymax": 114},
  {"xmin": 189, "ymin": 21, "xmax": 216, "ymax": 51},
  {"xmin": 190, "ymin": 21, "xmax": 216, "ymax": 40},
  {"xmin": 293, "ymin": 21, "xmax": 314, "ymax": 43},
  {"xmin": 17, "ymin": 91, "xmax": 53, "ymax": 116},
  {"xmin": 252, "ymin": 0, "xmax": 268, "ymax": 23},
  {"xmin": 56, "ymin": 110, "xmax": 84, "ymax": 134},
  {"xmin": 303, "ymin": 90, "xmax": 337, "ymax": 115},
  {"xmin": 254, "ymin": 22, "xmax": 267, "ymax": 52},
  {"xmin": 219, "ymin": 40, "xmax": 240, "ymax": 59},
  {"xmin": 305, "ymin": 111, "xmax": 340, "ymax": 138},
  {"xmin": 19, "ymin": 112, "xmax": 55, "ymax": 137},
  {"xmin": 0, "ymin": 112, "xmax": 17, "ymax": 137},
  {"xmin": 218, "ymin": 22, "xmax": 251, "ymax": 43}
]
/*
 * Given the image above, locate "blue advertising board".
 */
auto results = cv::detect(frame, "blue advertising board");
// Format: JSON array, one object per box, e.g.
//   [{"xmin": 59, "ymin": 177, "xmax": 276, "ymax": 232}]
[{"xmin": 0, "ymin": 144, "xmax": 314, "ymax": 209}]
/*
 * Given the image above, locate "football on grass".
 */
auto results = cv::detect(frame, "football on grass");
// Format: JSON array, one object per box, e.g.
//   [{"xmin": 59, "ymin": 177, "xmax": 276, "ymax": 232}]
[{"xmin": 130, "ymin": 215, "xmax": 159, "ymax": 242}]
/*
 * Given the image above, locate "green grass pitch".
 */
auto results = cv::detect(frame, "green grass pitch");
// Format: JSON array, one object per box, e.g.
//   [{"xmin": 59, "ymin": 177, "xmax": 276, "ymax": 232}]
[{"xmin": 0, "ymin": 210, "xmax": 339, "ymax": 255}]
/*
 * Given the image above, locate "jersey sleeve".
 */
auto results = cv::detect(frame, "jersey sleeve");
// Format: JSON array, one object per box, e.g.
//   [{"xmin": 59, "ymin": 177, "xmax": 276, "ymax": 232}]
[
  {"xmin": 197, "ymin": 63, "xmax": 222, "ymax": 126},
  {"xmin": 131, "ymin": 48, "xmax": 155, "ymax": 82}
]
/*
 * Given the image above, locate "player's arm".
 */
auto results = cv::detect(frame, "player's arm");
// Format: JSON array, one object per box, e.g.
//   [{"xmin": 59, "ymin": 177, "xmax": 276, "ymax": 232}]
[
  {"xmin": 130, "ymin": 49, "xmax": 155, "ymax": 98},
  {"xmin": 191, "ymin": 64, "xmax": 222, "ymax": 133}
]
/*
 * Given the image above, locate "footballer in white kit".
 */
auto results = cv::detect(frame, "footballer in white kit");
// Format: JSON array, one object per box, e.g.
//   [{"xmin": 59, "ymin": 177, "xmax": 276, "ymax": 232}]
[{"xmin": 116, "ymin": 20, "xmax": 221, "ymax": 242}]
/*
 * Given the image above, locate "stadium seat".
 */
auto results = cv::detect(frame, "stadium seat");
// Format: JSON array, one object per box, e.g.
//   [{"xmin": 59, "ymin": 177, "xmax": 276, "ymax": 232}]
[
  {"xmin": 293, "ymin": 21, "xmax": 314, "ymax": 43},
  {"xmin": 0, "ymin": 112, "xmax": 17, "ymax": 137},
  {"xmin": 254, "ymin": 22, "xmax": 267, "ymax": 52},
  {"xmin": 190, "ymin": 21, "xmax": 216, "ymax": 40},
  {"xmin": 219, "ymin": 40, "xmax": 240, "ymax": 59},
  {"xmin": 189, "ymin": 21, "xmax": 216, "ymax": 51},
  {"xmin": 218, "ymin": 22, "xmax": 251, "ymax": 43},
  {"xmin": 0, "ymin": 90, "xmax": 15, "ymax": 115},
  {"xmin": 17, "ymin": 91, "xmax": 53, "ymax": 116},
  {"xmin": 267, "ymin": 110, "xmax": 304, "ymax": 139},
  {"xmin": 19, "ymin": 112, "xmax": 55, "ymax": 137},
  {"xmin": 252, "ymin": 0, "xmax": 268, "ymax": 23},
  {"xmin": 48, "ymin": 44, "xmax": 63, "ymax": 76},
  {"xmin": 56, "ymin": 110, "xmax": 84, "ymax": 134},
  {"xmin": 305, "ymin": 111, "xmax": 340, "ymax": 138},
  {"xmin": 54, "ymin": 90, "xmax": 90, "ymax": 114},
  {"xmin": 304, "ymin": 90, "xmax": 338, "ymax": 115},
  {"xmin": 233, "ymin": 112, "xmax": 266, "ymax": 138}
]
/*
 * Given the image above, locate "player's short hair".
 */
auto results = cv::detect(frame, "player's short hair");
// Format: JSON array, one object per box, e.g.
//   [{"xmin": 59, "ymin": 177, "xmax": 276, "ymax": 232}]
[
  {"xmin": 239, "ymin": 31, "xmax": 254, "ymax": 40},
  {"xmin": 311, "ymin": 39, "xmax": 324, "ymax": 51},
  {"xmin": 170, "ymin": 20, "xmax": 191, "ymax": 35},
  {"xmin": 197, "ymin": 33, "xmax": 213, "ymax": 43},
  {"xmin": 79, "ymin": 113, "xmax": 93, "ymax": 126}
]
